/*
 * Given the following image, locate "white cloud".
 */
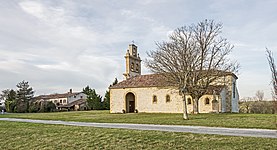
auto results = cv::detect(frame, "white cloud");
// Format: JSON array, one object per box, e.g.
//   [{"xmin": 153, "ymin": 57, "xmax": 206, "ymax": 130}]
[
  {"xmin": 19, "ymin": 1, "xmax": 46, "ymax": 20},
  {"xmin": 0, "ymin": 0, "xmax": 276, "ymax": 99}
]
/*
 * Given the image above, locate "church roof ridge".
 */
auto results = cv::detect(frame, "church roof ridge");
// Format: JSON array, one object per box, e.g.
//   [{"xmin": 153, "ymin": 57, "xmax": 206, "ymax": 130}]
[{"xmin": 110, "ymin": 70, "xmax": 237, "ymax": 89}]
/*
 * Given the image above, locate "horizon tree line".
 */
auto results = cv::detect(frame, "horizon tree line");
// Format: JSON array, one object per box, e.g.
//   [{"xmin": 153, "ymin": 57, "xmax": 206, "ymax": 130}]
[{"xmin": 0, "ymin": 78, "xmax": 118, "ymax": 113}]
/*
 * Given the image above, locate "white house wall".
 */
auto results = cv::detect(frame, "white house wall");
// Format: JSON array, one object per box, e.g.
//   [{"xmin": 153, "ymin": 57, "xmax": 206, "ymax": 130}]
[
  {"xmin": 68, "ymin": 93, "xmax": 87, "ymax": 104},
  {"xmin": 49, "ymin": 98, "xmax": 68, "ymax": 105}
]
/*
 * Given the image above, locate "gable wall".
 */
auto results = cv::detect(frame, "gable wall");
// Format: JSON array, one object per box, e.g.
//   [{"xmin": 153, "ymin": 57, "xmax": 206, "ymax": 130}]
[
  {"xmin": 68, "ymin": 93, "xmax": 87, "ymax": 104},
  {"xmin": 211, "ymin": 75, "xmax": 239, "ymax": 112}
]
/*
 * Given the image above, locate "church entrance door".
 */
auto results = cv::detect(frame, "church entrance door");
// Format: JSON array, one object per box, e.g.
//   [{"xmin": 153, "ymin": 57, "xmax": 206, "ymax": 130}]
[
  {"xmin": 126, "ymin": 92, "xmax": 135, "ymax": 113},
  {"xmin": 212, "ymin": 100, "xmax": 219, "ymax": 112}
]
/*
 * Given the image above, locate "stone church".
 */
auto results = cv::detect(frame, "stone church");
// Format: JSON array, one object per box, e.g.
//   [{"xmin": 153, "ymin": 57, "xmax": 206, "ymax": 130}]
[{"xmin": 110, "ymin": 44, "xmax": 239, "ymax": 113}]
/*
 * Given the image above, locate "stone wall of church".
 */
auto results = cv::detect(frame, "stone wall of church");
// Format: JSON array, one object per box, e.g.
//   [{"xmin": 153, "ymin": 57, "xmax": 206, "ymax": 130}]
[
  {"xmin": 211, "ymin": 75, "xmax": 239, "ymax": 112},
  {"xmin": 199, "ymin": 95, "xmax": 214, "ymax": 113},
  {"xmin": 224, "ymin": 75, "xmax": 239, "ymax": 112},
  {"xmin": 110, "ymin": 87, "xmax": 219, "ymax": 114}
]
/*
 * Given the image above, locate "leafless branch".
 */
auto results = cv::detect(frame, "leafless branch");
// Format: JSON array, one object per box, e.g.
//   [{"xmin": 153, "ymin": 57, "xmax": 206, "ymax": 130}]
[
  {"xmin": 266, "ymin": 48, "xmax": 277, "ymax": 100},
  {"xmin": 145, "ymin": 20, "xmax": 239, "ymax": 114}
]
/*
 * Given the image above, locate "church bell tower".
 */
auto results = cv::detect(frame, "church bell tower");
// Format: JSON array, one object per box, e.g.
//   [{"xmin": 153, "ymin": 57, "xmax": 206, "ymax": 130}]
[{"xmin": 123, "ymin": 44, "xmax": 142, "ymax": 79}]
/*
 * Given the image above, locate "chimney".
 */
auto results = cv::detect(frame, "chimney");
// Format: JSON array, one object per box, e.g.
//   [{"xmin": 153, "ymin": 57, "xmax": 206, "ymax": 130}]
[{"xmin": 69, "ymin": 89, "xmax": 72, "ymax": 93}]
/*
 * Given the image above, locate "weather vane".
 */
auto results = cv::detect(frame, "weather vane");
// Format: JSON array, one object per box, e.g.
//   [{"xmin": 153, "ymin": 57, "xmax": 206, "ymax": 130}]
[{"xmin": 131, "ymin": 40, "xmax": 135, "ymax": 44}]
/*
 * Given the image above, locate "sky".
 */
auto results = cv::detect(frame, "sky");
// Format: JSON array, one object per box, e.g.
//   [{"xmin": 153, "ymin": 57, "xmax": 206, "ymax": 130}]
[{"xmin": 0, "ymin": 0, "xmax": 276, "ymax": 99}]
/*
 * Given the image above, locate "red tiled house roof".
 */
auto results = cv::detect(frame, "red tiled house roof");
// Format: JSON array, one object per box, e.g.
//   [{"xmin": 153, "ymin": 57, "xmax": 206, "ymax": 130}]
[
  {"xmin": 110, "ymin": 74, "xmax": 175, "ymax": 89},
  {"xmin": 35, "ymin": 92, "xmax": 81, "ymax": 100},
  {"xmin": 110, "ymin": 74, "xmax": 229, "ymax": 95}
]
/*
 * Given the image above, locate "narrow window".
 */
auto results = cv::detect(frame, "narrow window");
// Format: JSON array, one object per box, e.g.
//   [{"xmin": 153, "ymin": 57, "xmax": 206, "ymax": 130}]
[
  {"xmin": 60, "ymin": 99, "xmax": 62, "ymax": 103},
  {"xmin": 166, "ymin": 95, "xmax": 170, "ymax": 103},
  {"xmin": 131, "ymin": 62, "xmax": 134, "ymax": 71},
  {"xmin": 133, "ymin": 47, "xmax": 136, "ymax": 56},
  {"xmin": 153, "ymin": 95, "xmax": 157, "ymax": 104},
  {"xmin": 80, "ymin": 96, "xmax": 83, "ymax": 99},
  {"xmin": 187, "ymin": 98, "xmax": 192, "ymax": 105},
  {"xmin": 136, "ymin": 64, "xmax": 139, "ymax": 72},
  {"xmin": 205, "ymin": 98, "xmax": 210, "ymax": 105},
  {"xmin": 233, "ymin": 82, "xmax": 236, "ymax": 98},
  {"xmin": 63, "ymin": 100, "xmax": 66, "ymax": 104}
]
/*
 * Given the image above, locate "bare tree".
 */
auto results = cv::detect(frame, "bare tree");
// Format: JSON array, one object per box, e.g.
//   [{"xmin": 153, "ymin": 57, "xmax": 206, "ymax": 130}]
[
  {"xmin": 146, "ymin": 20, "xmax": 239, "ymax": 117},
  {"xmin": 255, "ymin": 90, "xmax": 264, "ymax": 101},
  {"xmin": 266, "ymin": 49, "xmax": 277, "ymax": 100},
  {"xmin": 266, "ymin": 49, "xmax": 277, "ymax": 118}
]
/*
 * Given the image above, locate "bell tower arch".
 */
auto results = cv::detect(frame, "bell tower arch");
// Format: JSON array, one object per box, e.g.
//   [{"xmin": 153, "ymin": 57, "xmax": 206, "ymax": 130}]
[{"xmin": 123, "ymin": 44, "xmax": 142, "ymax": 79}]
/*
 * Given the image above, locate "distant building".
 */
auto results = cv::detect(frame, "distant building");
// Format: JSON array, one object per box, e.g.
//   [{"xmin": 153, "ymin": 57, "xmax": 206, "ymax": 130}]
[
  {"xmin": 109, "ymin": 44, "xmax": 239, "ymax": 113},
  {"xmin": 34, "ymin": 89, "xmax": 87, "ymax": 111},
  {"xmin": 58, "ymin": 99, "xmax": 87, "ymax": 111}
]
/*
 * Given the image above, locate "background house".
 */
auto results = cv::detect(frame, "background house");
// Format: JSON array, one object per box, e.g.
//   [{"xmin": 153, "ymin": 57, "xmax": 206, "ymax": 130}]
[
  {"xmin": 34, "ymin": 89, "xmax": 87, "ymax": 111},
  {"xmin": 58, "ymin": 99, "xmax": 87, "ymax": 111}
]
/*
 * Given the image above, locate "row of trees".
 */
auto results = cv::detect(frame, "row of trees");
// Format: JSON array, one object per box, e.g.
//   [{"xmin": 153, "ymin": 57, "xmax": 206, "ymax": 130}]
[
  {"xmin": 0, "ymin": 78, "xmax": 118, "ymax": 113},
  {"xmin": 239, "ymin": 91, "xmax": 275, "ymax": 114},
  {"xmin": 1, "ymin": 81, "xmax": 57, "ymax": 113}
]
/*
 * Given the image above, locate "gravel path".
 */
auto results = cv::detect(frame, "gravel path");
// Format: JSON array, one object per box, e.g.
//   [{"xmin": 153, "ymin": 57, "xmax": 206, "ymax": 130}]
[{"xmin": 0, "ymin": 118, "xmax": 276, "ymax": 138}]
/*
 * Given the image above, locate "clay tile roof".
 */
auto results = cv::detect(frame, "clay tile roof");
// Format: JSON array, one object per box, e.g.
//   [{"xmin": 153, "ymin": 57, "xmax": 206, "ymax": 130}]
[
  {"xmin": 110, "ymin": 74, "xmax": 229, "ymax": 92},
  {"xmin": 109, "ymin": 74, "xmax": 175, "ymax": 89},
  {"xmin": 35, "ymin": 92, "xmax": 81, "ymax": 100}
]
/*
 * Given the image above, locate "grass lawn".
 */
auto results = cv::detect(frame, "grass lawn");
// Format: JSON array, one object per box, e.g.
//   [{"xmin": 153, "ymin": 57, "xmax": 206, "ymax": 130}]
[
  {"xmin": 0, "ymin": 121, "xmax": 276, "ymax": 150},
  {"xmin": 0, "ymin": 110, "xmax": 276, "ymax": 129}
]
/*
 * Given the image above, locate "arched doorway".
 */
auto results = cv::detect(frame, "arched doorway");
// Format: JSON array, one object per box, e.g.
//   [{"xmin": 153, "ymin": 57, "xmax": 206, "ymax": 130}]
[
  {"xmin": 212, "ymin": 99, "xmax": 219, "ymax": 112},
  {"xmin": 126, "ymin": 92, "xmax": 135, "ymax": 113}
]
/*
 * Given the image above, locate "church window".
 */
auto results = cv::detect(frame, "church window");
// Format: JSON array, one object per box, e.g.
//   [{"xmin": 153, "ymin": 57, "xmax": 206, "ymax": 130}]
[
  {"xmin": 166, "ymin": 95, "xmax": 170, "ymax": 103},
  {"xmin": 133, "ymin": 48, "xmax": 136, "ymax": 55},
  {"xmin": 187, "ymin": 98, "xmax": 192, "ymax": 105},
  {"xmin": 60, "ymin": 99, "xmax": 62, "ymax": 103},
  {"xmin": 136, "ymin": 64, "xmax": 139, "ymax": 72},
  {"xmin": 54, "ymin": 100, "xmax": 58, "ymax": 103},
  {"xmin": 131, "ymin": 62, "xmax": 134, "ymax": 71},
  {"xmin": 63, "ymin": 100, "xmax": 66, "ymax": 103},
  {"xmin": 153, "ymin": 95, "xmax": 157, "ymax": 104},
  {"xmin": 233, "ymin": 82, "xmax": 236, "ymax": 98},
  {"xmin": 205, "ymin": 98, "xmax": 210, "ymax": 105}
]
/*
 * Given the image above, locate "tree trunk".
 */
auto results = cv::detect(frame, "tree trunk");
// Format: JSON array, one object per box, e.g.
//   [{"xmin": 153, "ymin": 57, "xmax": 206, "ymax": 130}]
[
  {"xmin": 183, "ymin": 95, "xmax": 189, "ymax": 120},
  {"xmin": 193, "ymin": 97, "xmax": 199, "ymax": 114}
]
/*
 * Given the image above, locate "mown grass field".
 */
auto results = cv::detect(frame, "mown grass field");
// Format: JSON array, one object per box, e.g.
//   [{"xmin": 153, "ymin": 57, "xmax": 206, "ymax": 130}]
[
  {"xmin": 0, "ymin": 110, "xmax": 276, "ymax": 129},
  {"xmin": 0, "ymin": 121, "xmax": 276, "ymax": 150}
]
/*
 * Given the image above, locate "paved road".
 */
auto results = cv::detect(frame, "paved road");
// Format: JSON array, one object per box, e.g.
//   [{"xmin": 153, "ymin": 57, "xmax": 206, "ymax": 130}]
[{"xmin": 0, "ymin": 118, "xmax": 276, "ymax": 138}]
